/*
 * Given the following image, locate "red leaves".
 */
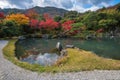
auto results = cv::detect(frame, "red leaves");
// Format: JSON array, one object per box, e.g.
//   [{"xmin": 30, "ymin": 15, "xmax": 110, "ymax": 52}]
[
  {"xmin": 96, "ymin": 28, "xmax": 104, "ymax": 33},
  {"xmin": 43, "ymin": 13, "xmax": 52, "ymax": 20},
  {"xmin": 69, "ymin": 30, "xmax": 79, "ymax": 35},
  {"xmin": 27, "ymin": 9, "xmax": 39, "ymax": 28},
  {"xmin": 62, "ymin": 20, "xmax": 74, "ymax": 31},
  {"xmin": 29, "ymin": 13, "xmax": 74, "ymax": 32},
  {"xmin": 38, "ymin": 13, "xmax": 59, "ymax": 30},
  {"xmin": 39, "ymin": 19, "xmax": 59, "ymax": 30},
  {"xmin": 29, "ymin": 13, "xmax": 59, "ymax": 30},
  {"xmin": 0, "ymin": 12, "xmax": 4, "ymax": 18},
  {"xmin": 30, "ymin": 19, "xmax": 39, "ymax": 28}
]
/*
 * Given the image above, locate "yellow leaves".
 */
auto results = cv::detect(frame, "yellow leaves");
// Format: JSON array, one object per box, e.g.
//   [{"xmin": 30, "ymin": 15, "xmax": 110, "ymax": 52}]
[{"xmin": 5, "ymin": 13, "xmax": 29, "ymax": 26}]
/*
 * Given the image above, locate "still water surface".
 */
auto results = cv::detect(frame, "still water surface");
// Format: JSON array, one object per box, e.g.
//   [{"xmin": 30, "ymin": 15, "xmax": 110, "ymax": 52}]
[{"xmin": 16, "ymin": 38, "xmax": 120, "ymax": 66}]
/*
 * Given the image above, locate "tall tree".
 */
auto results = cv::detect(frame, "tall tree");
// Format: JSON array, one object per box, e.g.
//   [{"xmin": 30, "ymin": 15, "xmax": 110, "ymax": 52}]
[{"xmin": 25, "ymin": 9, "xmax": 39, "ymax": 19}]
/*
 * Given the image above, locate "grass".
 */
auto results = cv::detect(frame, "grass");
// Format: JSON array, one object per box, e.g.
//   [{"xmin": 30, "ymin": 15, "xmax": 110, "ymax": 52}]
[
  {"xmin": 55, "ymin": 49, "xmax": 120, "ymax": 71},
  {"xmin": 3, "ymin": 39, "xmax": 120, "ymax": 73}
]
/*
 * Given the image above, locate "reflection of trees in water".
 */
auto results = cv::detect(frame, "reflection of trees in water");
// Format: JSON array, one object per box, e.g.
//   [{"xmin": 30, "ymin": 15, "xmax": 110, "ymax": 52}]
[{"xmin": 17, "ymin": 38, "xmax": 120, "ymax": 60}]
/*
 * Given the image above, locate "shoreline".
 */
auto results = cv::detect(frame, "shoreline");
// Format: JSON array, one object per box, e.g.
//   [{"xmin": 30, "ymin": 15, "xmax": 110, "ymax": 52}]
[{"xmin": 0, "ymin": 40, "xmax": 120, "ymax": 80}]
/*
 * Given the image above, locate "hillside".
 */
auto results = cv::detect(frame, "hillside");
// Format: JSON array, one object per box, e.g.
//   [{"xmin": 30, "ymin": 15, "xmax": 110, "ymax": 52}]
[{"xmin": 0, "ymin": 6, "xmax": 68, "ymax": 17}]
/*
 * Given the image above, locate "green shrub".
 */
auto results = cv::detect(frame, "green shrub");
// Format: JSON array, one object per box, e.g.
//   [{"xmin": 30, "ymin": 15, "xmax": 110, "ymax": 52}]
[{"xmin": 1, "ymin": 21, "xmax": 21, "ymax": 37}]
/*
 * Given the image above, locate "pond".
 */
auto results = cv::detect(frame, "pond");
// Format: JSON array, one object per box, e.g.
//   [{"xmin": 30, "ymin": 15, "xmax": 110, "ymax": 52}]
[{"xmin": 15, "ymin": 38, "xmax": 120, "ymax": 66}]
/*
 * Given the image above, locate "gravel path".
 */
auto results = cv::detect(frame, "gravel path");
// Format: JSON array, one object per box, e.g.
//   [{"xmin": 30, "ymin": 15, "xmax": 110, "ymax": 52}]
[{"xmin": 0, "ymin": 40, "xmax": 120, "ymax": 80}]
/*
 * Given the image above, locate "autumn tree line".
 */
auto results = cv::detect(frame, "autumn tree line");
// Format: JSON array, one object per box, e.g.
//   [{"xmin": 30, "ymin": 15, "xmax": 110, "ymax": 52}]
[{"xmin": 0, "ymin": 5, "xmax": 120, "ymax": 38}]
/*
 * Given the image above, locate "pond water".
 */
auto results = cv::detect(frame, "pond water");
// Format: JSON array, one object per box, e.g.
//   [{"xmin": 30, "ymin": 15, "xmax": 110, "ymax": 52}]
[
  {"xmin": 15, "ymin": 38, "xmax": 120, "ymax": 66},
  {"xmin": 21, "ymin": 53, "xmax": 59, "ymax": 66}
]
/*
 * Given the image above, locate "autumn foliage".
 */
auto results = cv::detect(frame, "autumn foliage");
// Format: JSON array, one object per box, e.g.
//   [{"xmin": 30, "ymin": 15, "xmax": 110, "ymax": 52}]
[
  {"xmin": 25, "ymin": 9, "xmax": 39, "ymax": 19},
  {"xmin": 0, "ymin": 12, "xmax": 4, "ymax": 18},
  {"xmin": 1, "ymin": 3, "xmax": 120, "ymax": 38},
  {"xmin": 0, "ymin": 12, "xmax": 5, "ymax": 24},
  {"xmin": 1, "ymin": 12, "xmax": 75, "ymax": 36},
  {"xmin": 5, "ymin": 13, "xmax": 29, "ymax": 26},
  {"xmin": 39, "ymin": 13, "xmax": 59, "ymax": 30},
  {"xmin": 43, "ymin": 13, "xmax": 52, "ymax": 20},
  {"xmin": 30, "ymin": 19, "xmax": 39, "ymax": 28},
  {"xmin": 62, "ymin": 20, "xmax": 74, "ymax": 31},
  {"xmin": 39, "ymin": 19, "xmax": 59, "ymax": 30}
]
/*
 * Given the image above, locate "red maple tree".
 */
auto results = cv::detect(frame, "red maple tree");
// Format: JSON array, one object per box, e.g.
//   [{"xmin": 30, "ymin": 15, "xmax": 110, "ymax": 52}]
[
  {"xmin": 25, "ymin": 9, "xmax": 39, "ymax": 19},
  {"xmin": 62, "ymin": 20, "xmax": 74, "ymax": 31},
  {"xmin": 43, "ymin": 13, "xmax": 52, "ymax": 20},
  {"xmin": 39, "ymin": 19, "xmax": 59, "ymax": 30},
  {"xmin": 39, "ymin": 13, "xmax": 59, "ymax": 30},
  {"xmin": 0, "ymin": 12, "xmax": 4, "ymax": 18},
  {"xmin": 30, "ymin": 19, "xmax": 39, "ymax": 28}
]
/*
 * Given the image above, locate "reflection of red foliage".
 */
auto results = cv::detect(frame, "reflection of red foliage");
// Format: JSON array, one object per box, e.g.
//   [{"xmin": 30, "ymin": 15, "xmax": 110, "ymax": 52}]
[
  {"xmin": 0, "ymin": 12, "xmax": 4, "ymax": 18},
  {"xmin": 96, "ymin": 28, "xmax": 104, "ymax": 33},
  {"xmin": 39, "ymin": 19, "xmax": 59, "ymax": 30},
  {"xmin": 62, "ymin": 20, "xmax": 74, "ymax": 31},
  {"xmin": 30, "ymin": 19, "xmax": 39, "ymax": 28}
]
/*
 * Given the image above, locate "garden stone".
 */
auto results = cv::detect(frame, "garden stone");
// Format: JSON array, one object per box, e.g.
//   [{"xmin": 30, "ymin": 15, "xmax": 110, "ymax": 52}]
[
  {"xmin": 56, "ymin": 42, "xmax": 63, "ymax": 51},
  {"xmin": 18, "ymin": 36, "xmax": 26, "ymax": 40},
  {"xmin": 65, "ymin": 45, "xmax": 75, "ymax": 48},
  {"xmin": 60, "ymin": 49, "xmax": 67, "ymax": 56},
  {"xmin": 86, "ymin": 35, "xmax": 93, "ymax": 40}
]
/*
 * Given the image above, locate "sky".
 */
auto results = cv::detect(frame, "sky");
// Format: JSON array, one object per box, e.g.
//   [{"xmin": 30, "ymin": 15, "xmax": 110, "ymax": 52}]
[{"xmin": 0, "ymin": 0, "xmax": 120, "ymax": 12}]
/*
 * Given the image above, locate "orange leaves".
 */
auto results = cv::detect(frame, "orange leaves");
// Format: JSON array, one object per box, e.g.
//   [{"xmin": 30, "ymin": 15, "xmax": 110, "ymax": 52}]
[{"xmin": 5, "ymin": 13, "xmax": 29, "ymax": 26}]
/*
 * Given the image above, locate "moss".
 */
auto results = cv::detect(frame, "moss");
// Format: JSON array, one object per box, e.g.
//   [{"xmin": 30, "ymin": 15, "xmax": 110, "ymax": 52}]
[{"xmin": 2, "ymin": 39, "xmax": 120, "ymax": 73}]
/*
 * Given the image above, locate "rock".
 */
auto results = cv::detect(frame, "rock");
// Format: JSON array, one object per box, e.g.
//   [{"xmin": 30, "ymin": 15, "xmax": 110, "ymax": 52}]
[
  {"xmin": 110, "ymin": 36, "xmax": 114, "ymax": 39},
  {"xmin": 65, "ymin": 45, "xmax": 74, "ymax": 48},
  {"xmin": 56, "ymin": 42, "xmax": 63, "ymax": 51},
  {"xmin": 60, "ymin": 49, "xmax": 67, "ymax": 56},
  {"xmin": 52, "ymin": 35, "xmax": 58, "ymax": 38},
  {"xmin": 18, "ymin": 36, "xmax": 26, "ymax": 40},
  {"xmin": 86, "ymin": 34, "xmax": 94, "ymax": 40},
  {"xmin": 42, "ymin": 34, "xmax": 51, "ymax": 39},
  {"xmin": 74, "ymin": 47, "xmax": 81, "ymax": 51}
]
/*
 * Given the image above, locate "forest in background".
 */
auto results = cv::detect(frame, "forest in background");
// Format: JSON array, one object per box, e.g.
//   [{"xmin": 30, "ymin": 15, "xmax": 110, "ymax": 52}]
[{"xmin": 0, "ymin": 3, "xmax": 120, "ymax": 38}]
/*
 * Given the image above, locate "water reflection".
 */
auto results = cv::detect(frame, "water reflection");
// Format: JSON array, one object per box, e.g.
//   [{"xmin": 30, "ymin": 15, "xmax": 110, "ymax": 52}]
[
  {"xmin": 16, "ymin": 38, "xmax": 120, "ymax": 66},
  {"xmin": 36, "ymin": 53, "xmax": 59, "ymax": 66},
  {"xmin": 22, "ymin": 53, "xmax": 59, "ymax": 66}
]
